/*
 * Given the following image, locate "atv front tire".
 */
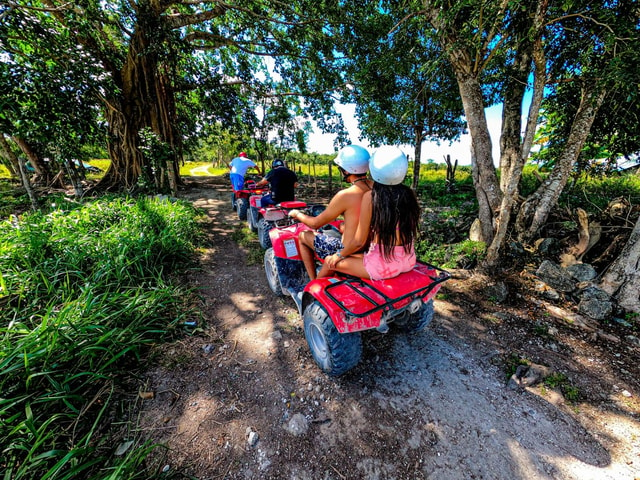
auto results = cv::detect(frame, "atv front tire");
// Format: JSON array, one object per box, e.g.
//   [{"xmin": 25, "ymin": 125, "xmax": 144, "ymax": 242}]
[
  {"xmin": 303, "ymin": 301, "xmax": 362, "ymax": 376},
  {"xmin": 264, "ymin": 248, "xmax": 286, "ymax": 296},
  {"xmin": 395, "ymin": 299, "xmax": 434, "ymax": 333}
]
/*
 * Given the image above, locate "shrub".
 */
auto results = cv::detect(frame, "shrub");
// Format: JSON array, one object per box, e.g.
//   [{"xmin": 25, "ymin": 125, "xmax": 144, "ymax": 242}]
[
  {"xmin": 0, "ymin": 196, "xmax": 204, "ymax": 479},
  {"xmin": 417, "ymin": 239, "xmax": 486, "ymax": 269}
]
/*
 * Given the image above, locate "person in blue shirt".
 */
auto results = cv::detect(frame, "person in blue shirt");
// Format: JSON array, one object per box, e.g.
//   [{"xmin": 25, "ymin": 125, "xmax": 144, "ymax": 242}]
[{"xmin": 229, "ymin": 152, "xmax": 258, "ymax": 190}]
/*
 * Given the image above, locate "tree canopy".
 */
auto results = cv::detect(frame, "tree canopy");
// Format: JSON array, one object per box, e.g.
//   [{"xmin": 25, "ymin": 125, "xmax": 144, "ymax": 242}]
[
  {"xmin": 334, "ymin": 1, "xmax": 466, "ymax": 189},
  {"xmin": 2, "ymin": 0, "xmax": 640, "ymax": 303},
  {"xmin": 1, "ymin": 0, "xmax": 349, "ymax": 192}
]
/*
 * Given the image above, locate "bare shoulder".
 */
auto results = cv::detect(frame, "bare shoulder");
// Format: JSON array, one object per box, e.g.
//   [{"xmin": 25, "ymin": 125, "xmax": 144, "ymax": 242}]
[
  {"xmin": 337, "ymin": 185, "xmax": 367, "ymax": 212},
  {"xmin": 338, "ymin": 185, "xmax": 366, "ymax": 200}
]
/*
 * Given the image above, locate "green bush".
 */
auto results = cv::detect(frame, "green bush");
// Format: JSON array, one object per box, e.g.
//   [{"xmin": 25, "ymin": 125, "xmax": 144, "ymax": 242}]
[
  {"xmin": 559, "ymin": 174, "xmax": 640, "ymax": 212},
  {"xmin": 0, "ymin": 196, "xmax": 204, "ymax": 479},
  {"xmin": 416, "ymin": 239, "xmax": 486, "ymax": 269},
  {"xmin": 544, "ymin": 373, "xmax": 580, "ymax": 403}
]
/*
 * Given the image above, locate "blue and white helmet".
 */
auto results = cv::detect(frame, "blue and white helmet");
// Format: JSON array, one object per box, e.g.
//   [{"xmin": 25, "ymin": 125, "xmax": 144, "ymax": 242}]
[
  {"xmin": 369, "ymin": 146, "xmax": 408, "ymax": 185},
  {"xmin": 333, "ymin": 145, "xmax": 370, "ymax": 174}
]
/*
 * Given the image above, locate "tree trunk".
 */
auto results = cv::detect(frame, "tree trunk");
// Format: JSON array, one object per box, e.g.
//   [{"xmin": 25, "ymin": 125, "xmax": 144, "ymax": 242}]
[
  {"xmin": 515, "ymin": 86, "xmax": 606, "ymax": 243},
  {"xmin": 63, "ymin": 158, "xmax": 84, "ymax": 198},
  {"xmin": 484, "ymin": 5, "xmax": 537, "ymax": 269},
  {"xmin": 91, "ymin": 12, "xmax": 181, "ymax": 195},
  {"xmin": 0, "ymin": 134, "xmax": 20, "ymax": 176},
  {"xmin": 0, "ymin": 134, "xmax": 38, "ymax": 210},
  {"xmin": 600, "ymin": 215, "xmax": 640, "ymax": 314},
  {"xmin": 424, "ymin": 5, "xmax": 502, "ymax": 245},
  {"xmin": 411, "ymin": 126, "xmax": 424, "ymax": 191},
  {"xmin": 455, "ymin": 74, "xmax": 501, "ymax": 245},
  {"xmin": 521, "ymin": 36, "xmax": 546, "ymax": 164},
  {"xmin": 12, "ymin": 136, "xmax": 52, "ymax": 183}
]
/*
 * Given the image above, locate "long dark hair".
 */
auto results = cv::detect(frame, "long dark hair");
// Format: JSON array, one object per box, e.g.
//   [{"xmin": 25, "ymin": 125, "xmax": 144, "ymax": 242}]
[{"xmin": 369, "ymin": 182, "xmax": 420, "ymax": 261}]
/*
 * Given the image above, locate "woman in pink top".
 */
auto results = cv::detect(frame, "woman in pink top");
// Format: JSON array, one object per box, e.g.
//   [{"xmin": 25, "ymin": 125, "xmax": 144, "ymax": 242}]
[{"xmin": 318, "ymin": 146, "xmax": 419, "ymax": 281}]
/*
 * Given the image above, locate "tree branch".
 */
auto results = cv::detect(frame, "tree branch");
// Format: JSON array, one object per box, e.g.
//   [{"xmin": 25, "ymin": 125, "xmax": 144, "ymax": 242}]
[{"xmin": 165, "ymin": 4, "xmax": 227, "ymax": 29}]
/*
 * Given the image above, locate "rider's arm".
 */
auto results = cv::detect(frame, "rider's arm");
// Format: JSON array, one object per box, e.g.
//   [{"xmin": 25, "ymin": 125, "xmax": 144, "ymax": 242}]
[
  {"xmin": 323, "ymin": 192, "xmax": 372, "ymax": 271},
  {"xmin": 289, "ymin": 190, "xmax": 349, "ymax": 230},
  {"xmin": 255, "ymin": 168, "xmax": 272, "ymax": 187}
]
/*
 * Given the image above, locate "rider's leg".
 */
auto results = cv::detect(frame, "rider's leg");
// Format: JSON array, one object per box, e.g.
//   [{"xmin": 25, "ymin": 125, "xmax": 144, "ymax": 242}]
[
  {"xmin": 317, "ymin": 254, "xmax": 368, "ymax": 279},
  {"xmin": 298, "ymin": 230, "xmax": 318, "ymax": 280},
  {"xmin": 230, "ymin": 174, "xmax": 244, "ymax": 190},
  {"xmin": 260, "ymin": 193, "xmax": 275, "ymax": 205}
]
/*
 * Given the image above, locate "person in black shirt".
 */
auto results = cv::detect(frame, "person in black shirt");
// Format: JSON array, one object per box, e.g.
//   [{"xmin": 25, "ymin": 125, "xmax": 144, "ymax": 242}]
[{"xmin": 256, "ymin": 159, "xmax": 299, "ymax": 205}]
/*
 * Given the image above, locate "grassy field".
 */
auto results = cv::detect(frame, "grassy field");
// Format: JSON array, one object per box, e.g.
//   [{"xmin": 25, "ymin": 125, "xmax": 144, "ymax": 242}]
[{"xmin": 2, "ymin": 159, "xmax": 639, "ymax": 268}]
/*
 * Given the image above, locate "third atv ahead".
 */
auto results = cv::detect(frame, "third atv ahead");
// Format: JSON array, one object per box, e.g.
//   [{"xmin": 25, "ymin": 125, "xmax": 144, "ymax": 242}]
[{"xmin": 231, "ymin": 177, "xmax": 268, "ymax": 221}]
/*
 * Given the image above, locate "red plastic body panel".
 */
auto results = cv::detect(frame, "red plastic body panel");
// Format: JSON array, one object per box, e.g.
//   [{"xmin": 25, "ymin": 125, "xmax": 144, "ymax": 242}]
[
  {"xmin": 232, "ymin": 179, "xmax": 268, "ymax": 197},
  {"xmin": 303, "ymin": 263, "xmax": 447, "ymax": 333},
  {"xmin": 249, "ymin": 194, "xmax": 265, "ymax": 208},
  {"xmin": 270, "ymin": 219, "xmax": 345, "ymax": 260},
  {"xmin": 258, "ymin": 202, "xmax": 306, "ymax": 218},
  {"xmin": 270, "ymin": 223, "xmax": 312, "ymax": 260}
]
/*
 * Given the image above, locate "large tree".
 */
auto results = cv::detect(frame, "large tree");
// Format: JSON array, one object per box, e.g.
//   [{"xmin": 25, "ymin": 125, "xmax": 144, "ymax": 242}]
[
  {"xmin": 337, "ymin": 3, "xmax": 466, "ymax": 190},
  {"xmin": 0, "ymin": 8, "xmax": 102, "ymax": 186},
  {"xmin": 2, "ymin": 1, "xmax": 344, "ymax": 194},
  {"xmin": 420, "ymin": 0, "xmax": 639, "ymax": 270},
  {"xmin": 600, "ymin": 214, "xmax": 640, "ymax": 313}
]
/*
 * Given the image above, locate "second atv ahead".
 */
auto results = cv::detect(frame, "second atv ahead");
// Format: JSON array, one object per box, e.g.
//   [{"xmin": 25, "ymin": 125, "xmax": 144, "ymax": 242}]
[
  {"xmin": 255, "ymin": 201, "xmax": 327, "ymax": 250},
  {"xmin": 231, "ymin": 177, "xmax": 268, "ymax": 221},
  {"xmin": 263, "ymin": 207, "xmax": 450, "ymax": 377}
]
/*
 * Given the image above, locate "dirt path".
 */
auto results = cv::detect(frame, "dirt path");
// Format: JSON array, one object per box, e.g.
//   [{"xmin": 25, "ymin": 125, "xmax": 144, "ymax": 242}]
[{"xmin": 138, "ymin": 177, "xmax": 639, "ymax": 480}]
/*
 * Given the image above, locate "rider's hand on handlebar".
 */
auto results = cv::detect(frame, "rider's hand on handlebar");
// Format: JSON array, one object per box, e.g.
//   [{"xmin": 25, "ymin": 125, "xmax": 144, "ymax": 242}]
[{"xmin": 288, "ymin": 209, "xmax": 301, "ymax": 219}]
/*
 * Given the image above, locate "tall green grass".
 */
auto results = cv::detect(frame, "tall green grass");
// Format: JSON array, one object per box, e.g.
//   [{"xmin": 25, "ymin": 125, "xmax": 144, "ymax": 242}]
[{"xmin": 0, "ymin": 196, "xmax": 204, "ymax": 479}]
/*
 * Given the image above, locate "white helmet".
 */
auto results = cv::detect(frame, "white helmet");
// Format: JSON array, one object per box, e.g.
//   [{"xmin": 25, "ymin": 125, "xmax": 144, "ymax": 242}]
[
  {"xmin": 333, "ymin": 145, "xmax": 370, "ymax": 174},
  {"xmin": 369, "ymin": 146, "xmax": 408, "ymax": 185}
]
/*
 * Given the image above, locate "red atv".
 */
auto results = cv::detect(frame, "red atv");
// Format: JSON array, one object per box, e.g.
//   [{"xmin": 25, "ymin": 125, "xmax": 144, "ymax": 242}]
[
  {"xmin": 263, "ymin": 205, "xmax": 450, "ymax": 376},
  {"xmin": 230, "ymin": 177, "xmax": 269, "ymax": 222},
  {"xmin": 248, "ymin": 192, "xmax": 267, "ymax": 233},
  {"xmin": 255, "ymin": 200, "xmax": 326, "ymax": 250}
]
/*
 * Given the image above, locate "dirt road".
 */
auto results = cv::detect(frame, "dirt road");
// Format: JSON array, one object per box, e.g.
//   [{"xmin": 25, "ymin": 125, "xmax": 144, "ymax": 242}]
[{"xmin": 138, "ymin": 177, "xmax": 639, "ymax": 480}]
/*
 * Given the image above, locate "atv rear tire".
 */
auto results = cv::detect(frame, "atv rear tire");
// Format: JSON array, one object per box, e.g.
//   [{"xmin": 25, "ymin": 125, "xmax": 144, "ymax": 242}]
[
  {"xmin": 264, "ymin": 248, "xmax": 286, "ymax": 296},
  {"xmin": 237, "ymin": 197, "xmax": 249, "ymax": 220},
  {"xmin": 395, "ymin": 299, "xmax": 434, "ymax": 333},
  {"xmin": 303, "ymin": 301, "xmax": 362, "ymax": 376},
  {"xmin": 257, "ymin": 218, "xmax": 272, "ymax": 250}
]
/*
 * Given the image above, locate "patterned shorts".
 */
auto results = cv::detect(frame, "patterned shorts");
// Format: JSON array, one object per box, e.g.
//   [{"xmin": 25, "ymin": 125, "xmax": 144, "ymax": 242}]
[{"xmin": 314, "ymin": 233, "xmax": 343, "ymax": 259}]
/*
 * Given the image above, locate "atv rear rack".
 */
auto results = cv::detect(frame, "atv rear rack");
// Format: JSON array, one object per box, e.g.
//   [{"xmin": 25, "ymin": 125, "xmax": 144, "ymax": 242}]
[{"xmin": 323, "ymin": 262, "xmax": 450, "ymax": 319}]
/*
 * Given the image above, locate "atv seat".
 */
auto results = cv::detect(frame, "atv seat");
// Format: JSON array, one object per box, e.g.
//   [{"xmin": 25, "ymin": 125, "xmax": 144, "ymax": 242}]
[{"xmin": 279, "ymin": 200, "xmax": 307, "ymax": 209}]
